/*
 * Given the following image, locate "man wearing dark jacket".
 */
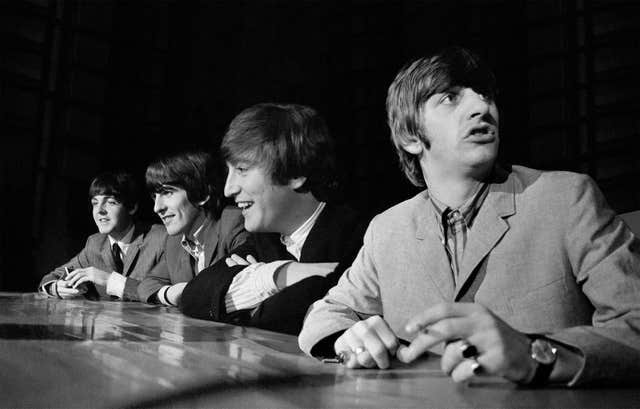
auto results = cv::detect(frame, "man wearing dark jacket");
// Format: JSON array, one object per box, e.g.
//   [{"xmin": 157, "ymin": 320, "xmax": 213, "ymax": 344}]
[{"xmin": 180, "ymin": 103, "xmax": 366, "ymax": 335}]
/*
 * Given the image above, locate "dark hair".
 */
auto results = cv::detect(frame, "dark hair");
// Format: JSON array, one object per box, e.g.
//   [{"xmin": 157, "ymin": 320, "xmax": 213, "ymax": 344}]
[
  {"xmin": 145, "ymin": 151, "xmax": 222, "ymax": 218},
  {"xmin": 386, "ymin": 47, "xmax": 497, "ymax": 187},
  {"xmin": 89, "ymin": 171, "xmax": 139, "ymax": 212},
  {"xmin": 221, "ymin": 103, "xmax": 337, "ymax": 201}
]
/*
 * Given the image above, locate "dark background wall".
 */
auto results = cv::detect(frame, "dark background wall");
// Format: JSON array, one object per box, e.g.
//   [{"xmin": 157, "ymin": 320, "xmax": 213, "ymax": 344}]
[{"xmin": 1, "ymin": 0, "xmax": 639, "ymax": 291}]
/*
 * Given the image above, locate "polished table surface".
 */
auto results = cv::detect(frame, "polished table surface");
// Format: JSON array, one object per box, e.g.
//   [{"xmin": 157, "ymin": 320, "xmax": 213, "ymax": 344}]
[{"xmin": 1, "ymin": 292, "xmax": 639, "ymax": 408}]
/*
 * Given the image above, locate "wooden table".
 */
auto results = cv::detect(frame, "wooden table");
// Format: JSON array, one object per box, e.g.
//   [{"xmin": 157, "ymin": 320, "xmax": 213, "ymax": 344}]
[{"xmin": 1, "ymin": 292, "xmax": 638, "ymax": 408}]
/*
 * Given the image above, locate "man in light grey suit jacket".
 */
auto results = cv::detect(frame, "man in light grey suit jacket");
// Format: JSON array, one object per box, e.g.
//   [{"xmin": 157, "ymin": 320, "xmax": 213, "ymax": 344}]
[{"xmin": 299, "ymin": 47, "xmax": 640, "ymax": 387}]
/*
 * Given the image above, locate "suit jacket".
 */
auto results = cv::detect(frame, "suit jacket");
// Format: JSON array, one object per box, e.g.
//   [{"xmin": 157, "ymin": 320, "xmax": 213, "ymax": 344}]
[
  {"xmin": 299, "ymin": 165, "xmax": 640, "ymax": 386},
  {"xmin": 137, "ymin": 207, "xmax": 248, "ymax": 303},
  {"xmin": 180, "ymin": 203, "xmax": 367, "ymax": 335},
  {"xmin": 39, "ymin": 223, "xmax": 167, "ymax": 301}
]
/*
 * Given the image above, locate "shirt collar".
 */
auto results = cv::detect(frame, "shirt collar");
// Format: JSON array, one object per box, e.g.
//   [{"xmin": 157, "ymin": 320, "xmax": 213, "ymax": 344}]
[
  {"xmin": 429, "ymin": 183, "xmax": 489, "ymax": 227},
  {"xmin": 280, "ymin": 202, "xmax": 326, "ymax": 260},
  {"xmin": 181, "ymin": 213, "xmax": 210, "ymax": 256},
  {"xmin": 108, "ymin": 224, "xmax": 135, "ymax": 252}
]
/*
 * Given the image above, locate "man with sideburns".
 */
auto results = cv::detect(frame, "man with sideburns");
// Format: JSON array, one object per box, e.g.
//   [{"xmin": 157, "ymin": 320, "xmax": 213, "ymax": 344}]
[
  {"xmin": 180, "ymin": 103, "xmax": 367, "ymax": 335},
  {"xmin": 299, "ymin": 47, "xmax": 640, "ymax": 387},
  {"xmin": 138, "ymin": 151, "xmax": 248, "ymax": 306}
]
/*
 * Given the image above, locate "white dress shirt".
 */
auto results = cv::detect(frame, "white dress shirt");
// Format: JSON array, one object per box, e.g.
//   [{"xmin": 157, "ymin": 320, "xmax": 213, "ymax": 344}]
[{"xmin": 224, "ymin": 202, "xmax": 326, "ymax": 312}]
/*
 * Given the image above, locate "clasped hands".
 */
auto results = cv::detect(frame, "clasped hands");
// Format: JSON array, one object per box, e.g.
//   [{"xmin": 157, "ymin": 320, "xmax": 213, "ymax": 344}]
[
  {"xmin": 54, "ymin": 267, "xmax": 111, "ymax": 298},
  {"xmin": 334, "ymin": 302, "xmax": 535, "ymax": 383}
]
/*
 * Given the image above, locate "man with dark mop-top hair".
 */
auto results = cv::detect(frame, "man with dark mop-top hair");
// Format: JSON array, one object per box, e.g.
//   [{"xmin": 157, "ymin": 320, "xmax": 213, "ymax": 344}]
[
  {"xmin": 39, "ymin": 171, "xmax": 166, "ymax": 301},
  {"xmin": 299, "ymin": 47, "xmax": 640, "ymax": 387},
  {"xmin": 180, "ymin": 103, "xmax": 367, "ymax": 335},
  {"xmin": 138, "ymin": 151, "xmax": 248, "ymax": 306}
]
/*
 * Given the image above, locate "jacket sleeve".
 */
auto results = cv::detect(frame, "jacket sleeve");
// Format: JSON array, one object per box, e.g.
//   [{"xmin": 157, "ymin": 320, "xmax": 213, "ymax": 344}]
[
  {"xmin": 137, "ymin": 254, "xmax": 171, "ymax": 303},
  {"xmin": 298, "ymin": 219, "xmax": 384, "ymax": 355},
  {"xmin": 38, "ymin": 236, "xmax": 96, "ymax": 295},
  {"xmin": 122, "ymin": 225, "xmax": 167, "ymax": 302},
  {"xmin": 121, "ymin": 278, "xmax": 142, "ymax": 301},
  {"xmin": 179, "ymin": 240, "xmax": 257, "ymax": 320},
  {"xmin": 545, "ymin": 175, "xmax": 640, "ymax": 386},
  {"xmin": 243, "ymin": 215, "xmax": 370, "ymax": 335}
]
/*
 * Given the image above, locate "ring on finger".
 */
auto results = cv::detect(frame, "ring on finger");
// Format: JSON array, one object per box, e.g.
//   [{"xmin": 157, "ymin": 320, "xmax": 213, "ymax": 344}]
[
  {"xmin": 469, "ymin": 357, "xmax": 482, "ymax": 375},
  {"xmin": 460, "ymin": 341, "xmax": 479, "ymax": 359},
  {"xmin": 353, "ymin": 346, "xmax": 366, "ymax": 355}
]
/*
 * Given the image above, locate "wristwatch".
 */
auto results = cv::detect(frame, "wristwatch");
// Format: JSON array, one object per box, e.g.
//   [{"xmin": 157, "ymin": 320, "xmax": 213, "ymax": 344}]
[{"xmin": 527, "ymin": 335, "xmax": 558, "ymax": 386}]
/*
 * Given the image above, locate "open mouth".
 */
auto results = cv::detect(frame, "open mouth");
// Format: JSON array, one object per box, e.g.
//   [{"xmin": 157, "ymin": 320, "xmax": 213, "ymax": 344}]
[
  {"xmin": 161, "ymin": 215, "xmax": 174, "ymax": 224},
  {"xmin": 237, "ymin": 201, "xmax": 254, "ymax": 211},
  {"xmin": 467, "ymin": 125, "xmax": 496, "ymax": 141}
]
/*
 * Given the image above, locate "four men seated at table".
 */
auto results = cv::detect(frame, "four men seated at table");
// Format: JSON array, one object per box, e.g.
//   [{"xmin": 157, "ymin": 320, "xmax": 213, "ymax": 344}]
[{"xmin": 39, "ymin": 47, "xmax": 640, "ymax": 387}]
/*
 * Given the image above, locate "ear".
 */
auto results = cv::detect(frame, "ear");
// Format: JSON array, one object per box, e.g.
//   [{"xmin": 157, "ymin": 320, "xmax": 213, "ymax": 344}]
[
  {"xmin": 288, "ymin": 176, "xmax": 307, "ymax": 190},
  {"xmin": 197, "ymin": 195, "xmax": 210, "ymax": 207},
  {"xmin": 400, "ymin": 136, "xmax": 425, "ymax": 155},
  {"xmin": 128, "ymin": 204, "xmax": 138, "ymax": 216}
]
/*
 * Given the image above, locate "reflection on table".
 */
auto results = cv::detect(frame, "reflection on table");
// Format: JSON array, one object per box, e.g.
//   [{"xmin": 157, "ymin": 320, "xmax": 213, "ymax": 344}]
[{"xmin": 1, "ymin": 292, "xmax": 638, "ymax": 408}]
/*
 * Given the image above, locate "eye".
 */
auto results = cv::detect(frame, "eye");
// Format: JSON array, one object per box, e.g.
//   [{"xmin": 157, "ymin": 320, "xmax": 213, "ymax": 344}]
[
  {"xmin": 440, "ymin": 92, "xmax": 457, "ymax": 104},
  {"xmin": 233, "ymin": 164, "xmax": 250, "ymax": 175}
]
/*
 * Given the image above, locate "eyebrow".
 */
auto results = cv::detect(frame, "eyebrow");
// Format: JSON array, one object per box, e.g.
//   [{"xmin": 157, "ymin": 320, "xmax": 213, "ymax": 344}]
[{"xmin": 159, "ymin": 184, "xmax": 180, "ymax": 191}]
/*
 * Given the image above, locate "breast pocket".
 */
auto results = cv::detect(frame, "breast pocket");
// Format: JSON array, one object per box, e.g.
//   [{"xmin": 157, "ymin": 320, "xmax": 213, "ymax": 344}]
[{"xmin": 508, "ymin": 277, "xmax": 579, "ymax": 332}]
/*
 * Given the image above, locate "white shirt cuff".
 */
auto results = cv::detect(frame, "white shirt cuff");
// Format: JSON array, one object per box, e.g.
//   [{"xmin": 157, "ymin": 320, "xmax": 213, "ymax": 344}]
[
  {"xmin": 225, "ymin": 260, "xmax": 292, "ymax": 313},
  {"xmin": 156, "ymin": 285, "xmax": 173, "ymax": 306},
  {"xmin": 106, "ymin": 272, "xmax": 126, "ymax": 298},
  {"xmin": 39, "ymin": 280, "xmax": 58, "ymax": 297}
]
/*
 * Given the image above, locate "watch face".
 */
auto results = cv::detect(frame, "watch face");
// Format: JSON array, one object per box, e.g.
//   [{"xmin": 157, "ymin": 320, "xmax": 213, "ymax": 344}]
[{"xmin": 531, "ymin": 339, "xmax": 558, "ymax": 365}]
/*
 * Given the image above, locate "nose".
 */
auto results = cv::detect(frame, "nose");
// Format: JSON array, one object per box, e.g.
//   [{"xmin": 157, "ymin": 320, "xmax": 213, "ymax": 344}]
[
  {"xmin": 97, "ymin": 203, "xmax": 107, "ymax": 215},
  {"xmin": 224, "ymin": 170, "xmax": 239, "ymax": 198},
  {"xmin": 153, "ymin": 194, "xmax": 164, "ymax": 214},
  {"xmin": 464, "ymin": 88, "xmax": 492, "ymax": 119}
]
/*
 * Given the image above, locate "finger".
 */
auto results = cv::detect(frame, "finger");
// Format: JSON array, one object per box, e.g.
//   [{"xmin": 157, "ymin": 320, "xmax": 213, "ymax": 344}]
[
  {"xmin": 354, "ymin": 349, "xmax": 377, "ymax": 368},
  {"xmin": 405, "ymin": 302, "xmax": 477, "ymax": 334},
  {"xmin": 351, "ymin": 318, "xmax": 395, "ymax": 369},
  {"xmin": 450, "ymin": 358, "xmax": 483, "ymax": 383},
  {"xmin": 225, "ymin": 257, "xmax": 237, "ymax": 266},
  {"xmin": 230, "ymin": 254, "xmax": 249, "ymax": 265},
  {"xmin": 72, "ymin": 276, "xmax": 90, "ymax": 288},
  {"xmin": 246, "ymin": 255, "xmax": 258, "ymax": 264},
  {"xmin": 441, "ymin": 340, "xmax": 468, "ymax": 375},
  {"xmin": 57, "ymin": 280, "xmax": 71, "ymax": 288},
  {"xmin": 65, "ymin": 271, "xmax": 78, "ymax": 280},
  {"xmin": 397, "ymin": 318, "xmax": 470, "ymax": 363},
  {"xmin": 67, "ymin": 272, "xmax": 87, "ymax": 287},
  {"xmin": 58, "ymin": 287, "xmax": 81, "ymax": 298},
  {"xmin": 339, "ymin": 329, "xmax": 369, "ymax": 368}
]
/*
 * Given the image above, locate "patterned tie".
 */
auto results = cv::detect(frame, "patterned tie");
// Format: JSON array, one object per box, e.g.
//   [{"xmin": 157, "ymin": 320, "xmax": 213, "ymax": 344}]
[{"xmin": 111, "ymin": 242, "xmax": 124, "ymax": 274}]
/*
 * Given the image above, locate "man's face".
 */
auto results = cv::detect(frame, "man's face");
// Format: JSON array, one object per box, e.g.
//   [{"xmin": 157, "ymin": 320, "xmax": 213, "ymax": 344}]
[
  {"xmin": 91, "ymin": 195, "xmax": 133, "ymax": 237},
  {"xmin": 224, "ymin": 162, "xmax": 299, "ymax": 234},
  {"xmin": 152, "ymin": 185, "xmax": 202, "ymax": 236},
  {"xmin": 419, "ymin": 86, "xmax": 499, "ymax": 177}
]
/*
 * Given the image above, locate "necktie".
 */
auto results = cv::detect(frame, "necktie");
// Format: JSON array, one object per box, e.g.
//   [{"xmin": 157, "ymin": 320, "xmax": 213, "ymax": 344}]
[{"xmin": 111, "ymin": 243, "xmax": 124, "ymax": 274}]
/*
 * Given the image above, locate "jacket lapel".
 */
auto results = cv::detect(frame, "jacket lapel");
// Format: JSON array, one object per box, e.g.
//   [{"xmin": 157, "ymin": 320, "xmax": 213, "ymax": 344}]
[
  {"xmin": 454, "ymin": 169, "xmax": 516, "ymax": 300},
  {"xmin": 299, "ymin": 204, "xmax": 334, "ymax": 261},
  {"xmin": 122, "ymin": 223, "xmax": 145, "ymax": 276},
  {"xmin": 201, "ymin": 215, "xmax": 219, "ymax": 268},
  {"xmin": 417, "ymin": 192, "xmax": 456, "ymax": 299},
  {"xmin": 101, "ymin": 237, "xmax": 116, "ymax": 270}
]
